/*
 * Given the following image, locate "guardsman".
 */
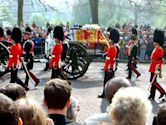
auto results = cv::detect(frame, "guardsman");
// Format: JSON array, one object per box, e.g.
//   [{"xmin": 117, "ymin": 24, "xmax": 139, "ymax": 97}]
[
  {"xmin": 0, "ymin": 27, "xmax": 4, "ymax": 42},
  {"xmin": 126, "ymin": 28, "xmax": 140, "ymax": 80},
  {"xmin": 148, "ymin": 29, "xmax": 166, "ymax": 101},
  {"xmin": 22, "ymin": 27, "xmax": 35, "ymax": 86},
  {"xmin": 49, "ymin": 26, "xmax": 64, "ymax": 79},
  {"xmin": 98, "ymin": 28, "xmax": 119, "ymax": 98},
  {"xmin": 8, "ymin": 27, "xmax": 29, "ymax": 90}
]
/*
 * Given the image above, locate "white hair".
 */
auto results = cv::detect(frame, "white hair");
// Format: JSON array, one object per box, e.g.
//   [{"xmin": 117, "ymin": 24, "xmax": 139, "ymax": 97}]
[{"xmin": 109, "ymin": 87, "xmax": 152, "ymax": 125}]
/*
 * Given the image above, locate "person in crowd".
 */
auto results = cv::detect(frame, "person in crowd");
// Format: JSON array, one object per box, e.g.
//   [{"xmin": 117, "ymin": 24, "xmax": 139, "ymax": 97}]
[
  {"xmin": 126, "ymin": 28, "xmax": 141, "ymax": 80},
  {"xmin": 109, "ymin": 87, "xmax": 152, "ymax": 125},
  {"xmin": 8, "ymin": 27, "xmax": 29, "ymax": 90},
  {"xmin": 44, "ymin": 78, "xmax": 72, "ymax": 125},
  {"xmin": 15, "ymin": 97, "xmax": 53, "ymax": 125},
  {"xmin": 152, "ymin": 104, "xmax": 166, "ymax": 125},
  {"xmin": 0, "ymin": 83, "xmax": 26, "ymax": 101},
  {"xmin": 43, "ymin": 26, "xmax": 53, "ymax": 71},
  {"xmin": 140, "ymin": 34, "xmax": 148, "ymax": 60},
  {"xmin": 148, "ymin": 29, "xmax": 166, "ymax": 101},
  {"xmin": 0, "ymin": 93, "xmax": 23, "ymax": 125},
  {"xmin": 67, "ymin": 96, "xmax": 80, "ymax": 122},
  {"xmin": 98, "ymin": 28, "xmax": 120, "ymax": 98},
  {"xmin": 84, "ymin": 77, "xmax": 131, "ymax": 125},
  {"xmin": 118, "ymin": 36, "xmax": 126, "ymax": 59}
]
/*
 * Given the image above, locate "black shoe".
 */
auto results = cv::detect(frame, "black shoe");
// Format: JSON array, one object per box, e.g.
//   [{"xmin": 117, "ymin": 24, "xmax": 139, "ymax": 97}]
[
  {"xmin": 98, "ymin": 93, "xmax": 105, "ymax": 98},
  {"xmin": 24, "ymin": 86, "xmax": 29, "ymax": 91},
  {"xmin": 159, "ymin": 93, "xmax": 165, "ymax": 99},
  {"xmin": 148, "ymin": 96, "xmax": 154, "ymax": 101},
  {"xmin": 35, "ymin": 80, "xmax": 40, "ymax": 87},
  {"xmin": 136, "ymin": 74, "xmax": 141, "ymax": 79},
  {"xmin": 43, "ymin": 68, "xmax": 49, "ymax": 71},
  {"xmin": 126, "ymin": 77, "xmax": 131, "ymax": 80}
]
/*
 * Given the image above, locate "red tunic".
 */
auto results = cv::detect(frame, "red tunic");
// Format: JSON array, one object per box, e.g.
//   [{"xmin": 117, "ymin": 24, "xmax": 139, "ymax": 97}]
[
  {"xmin": 8, "ymin": 43, "xmax": 22, "ymax": 68},
  {"xmin": 104, "ymin": 45, "xmax": 117, "ymax": 71},
  {"xmin": 149, "ymin": 46, "xmax": 164, "ymax": 72},
  {"xmin": 49, "ymin": 43, "xmax": 63, "ymax": 68}
]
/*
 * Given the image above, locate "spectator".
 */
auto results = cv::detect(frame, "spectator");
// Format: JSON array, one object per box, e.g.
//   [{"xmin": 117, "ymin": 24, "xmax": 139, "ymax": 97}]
[
  {"xmin": 109, "ymin": 87, "xmax": 152, "ymax": 125},
  {"xmin": 15, "ymin": 97, "xmax": 53, "ymax": 125},
  {"xmin": 84, "ymin": 77, "xmax": 131, "ymax": 125},
  {"xmin": 0, "ymin": 83, "xmax": 26, "ymax": 101},
  {"xmin": 67, "ymin": 96, "xmax": 80, "ymax": 122},
  {"xmin": 0, "ymin": 93, "xmax": 23, "ymax": 125},
  {"xmin": 44, "ymin": 78, "xmax": 72, "ymax": 125},
  {"xmin": 152, "ymin": 104, "xmax": 166, "ymax": 125},
  {"xmin": 139, "ymin": 34, "xmax": 148, "ymax": 60}
]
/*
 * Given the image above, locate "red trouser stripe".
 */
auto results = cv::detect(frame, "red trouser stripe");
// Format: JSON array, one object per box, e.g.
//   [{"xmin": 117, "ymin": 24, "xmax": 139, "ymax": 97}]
[
  {"xmin": 131, "ymin": 65, "xmax": 141, "ymax": 76},
  {"xmin": 153, "ymin": 81, "xmax": 165, "ymax": 94}
]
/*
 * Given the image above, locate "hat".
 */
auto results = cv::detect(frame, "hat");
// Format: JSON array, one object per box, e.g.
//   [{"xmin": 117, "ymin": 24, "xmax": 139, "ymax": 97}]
[
  {"xmin": 131, "ymin": 28, "xmax": 137, "ymax": 40},
  {"xmin": 109, "ymin": 28, "xmax": 120, "ymax": 43},
  {"xmin": 11, "ymin": 27, "xmax": 22, "ymax": 43},
  {"xmin": 153, "ymin": 29, "xmax": 164, "ymax": 46},
  {"xmin": 6, "ymin": 29, "xmax": 12, "ymax": 36},
  {"xmin": 24, "ymin": 27, "xmax": 32, "ymax": 34},
  {"xmin": 53, "ymin": 26, "xmax": 64, "ymax": 41},
  {"xmin": 0, "ymin": 27, "xmax": 4, "ymax": 37}
]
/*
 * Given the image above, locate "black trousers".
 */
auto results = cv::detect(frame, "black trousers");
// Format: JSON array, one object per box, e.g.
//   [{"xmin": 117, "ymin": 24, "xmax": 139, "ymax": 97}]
[
  {"xmin": 149, "ymin": 72, "xmax": 165, "ymax": 99},
  {"xmin": 25, "ymin": 58, "xmax": 34, "ymax": 86},
  {"xmin": 102, "ymin": 69, "xmax": 114, "ymax": 94},
  {"xmin": 10, "ymin": 68, "xmax": 27, "ymax": 89},
  {"xmin": 51, "ymin": 67, "xmax": 68, "ymax": 80}
]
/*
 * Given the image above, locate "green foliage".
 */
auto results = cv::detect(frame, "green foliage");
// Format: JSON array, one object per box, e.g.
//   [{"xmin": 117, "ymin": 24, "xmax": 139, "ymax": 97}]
[
  {"xmin": 0, "ymin": 5, "xmax": 13, "ymax": 26},
  {"xmin": 29, "ymin": 13, "xmax": 48, "ymax": 27},
  {"xmin": 50, "ymin": 17, "xmax": 63, "ymax": 26},
  {"xmin": 71, "ymin": 0, "xmax": 91, "ymax": 25}
]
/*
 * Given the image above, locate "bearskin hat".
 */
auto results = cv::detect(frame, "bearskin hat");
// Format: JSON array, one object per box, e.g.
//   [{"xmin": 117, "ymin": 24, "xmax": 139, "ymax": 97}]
[
  {"xmin": 0, "ymin": 27, "xmax": 4, "ymax": 37},
  {"xmin": 153, "ymin": 29, "xmax": 165, "ymax": 46},
  {"xmin": 6, "ymin": 29, "xmax": 12, "ymax": 36},
  {"xmin": 131, "ymin": 28, "xmax": 137, "ymax": 40},
  {"xmin": 11, "ymin": 27, "xmax": 22, "ymax": 43},
  {"xmin": 109, "ymin": 28, "xmax": 120, "ymax": 43},
  {"xmin": 47, "ymin": 26, "xmax": 53, "ymax": 34},
  {"xmin": 24, "ymin": 27, "xmax": 32, "ymax": 34},
  {"xmin": 53, "ymin": 26, "xmax": 64, "ymax": 41}
]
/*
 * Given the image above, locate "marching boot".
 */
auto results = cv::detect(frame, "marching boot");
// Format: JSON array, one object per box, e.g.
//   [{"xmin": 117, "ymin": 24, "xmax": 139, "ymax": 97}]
[
  {"xmin": 35, "ymin": 79, "xmax": 40, "ymax": 87},
  {"xmin": 43, "ymin": 63, "xmax": 49, "ymax": 71},
  {"xmin": 98, "ymin": 91, "xmax": 105, "ymax": 98},
  {"xmin": 158, "ymin": 93, "xmax": 166, "ymax": 99},
  {"xmin": 148, "ymin": 95, "xmax": 154, "ymax": 101},
  {"xmin": 16, "ymin": 78, "xmax": 29, "ymax": 91}
]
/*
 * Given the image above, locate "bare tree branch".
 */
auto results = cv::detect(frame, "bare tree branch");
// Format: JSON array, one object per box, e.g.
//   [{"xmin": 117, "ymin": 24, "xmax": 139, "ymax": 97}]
[{"xmin": 38, "ymin": 0, "xmax": 47, "ymax": 11}]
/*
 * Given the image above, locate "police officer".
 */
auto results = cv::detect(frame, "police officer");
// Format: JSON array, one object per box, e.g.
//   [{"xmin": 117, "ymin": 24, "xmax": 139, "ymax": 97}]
[
  {"xmin": 23, "ymin": 27, "xmax": 35, "ymax": 86},
  {"xmin": 98, "ymin": 28, "xmax": 119, "ymax": 98},
  {"xmin": 148, "ymin": 29, "xmax": 166, "ymax": 101},
  {"xmin": 8, "ymin": 27, "xmax": 29, "ymax": 90}
]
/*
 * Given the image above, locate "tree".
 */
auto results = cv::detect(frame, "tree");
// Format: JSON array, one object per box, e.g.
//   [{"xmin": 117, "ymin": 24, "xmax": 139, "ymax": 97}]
[
  {"xmin": 72, "ymin": 0, "xmax": 91, "ymax": 25},
  {"xmin": 29, "ymin": 13, "xmax": 47, "ymax": 27},
  {"xmin": 89, "ymin": 0, "xmax": 98, "ymax": 24},
  {"xmin": 18, "ymin": 0, "xmax": 24, "ymax": 26}
]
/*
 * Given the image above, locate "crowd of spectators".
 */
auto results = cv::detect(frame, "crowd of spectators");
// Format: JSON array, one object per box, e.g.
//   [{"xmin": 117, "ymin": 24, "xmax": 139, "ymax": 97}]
[
  {"xmin": 2, "ymin": 22, "xmax": 166, "ymax": 60},
  {"xmin": 1, "ymin": 77, "xmax": 165, "ymax": 125},
  {"xmin": 111, "ymin": 23, "xmax": 166, "ymax": 60}
]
